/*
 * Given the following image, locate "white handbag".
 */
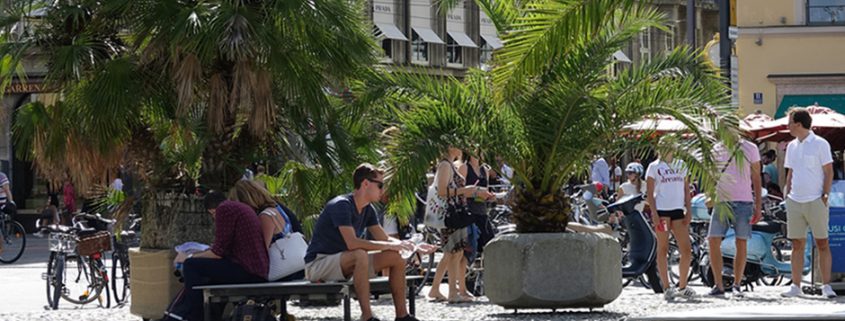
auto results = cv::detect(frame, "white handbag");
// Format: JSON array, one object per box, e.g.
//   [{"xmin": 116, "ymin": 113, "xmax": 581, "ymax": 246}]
[
  {"xmin": 265, "ymin": 206, "xmax": 308, "ymax": 281},
  {"xmin": 424, "ymin": 184, "xmax": 447, "ymax": 229}
]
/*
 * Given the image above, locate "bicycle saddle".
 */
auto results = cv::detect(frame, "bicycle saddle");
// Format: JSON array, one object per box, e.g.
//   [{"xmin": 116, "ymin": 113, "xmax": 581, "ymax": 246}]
[
  {"xmin": 41, "ymin": 224, "xmax": 81, "ymax": 234},
  {"xmin": 751, "ymin": 221, "xmax": 781, "ymax": 234}
]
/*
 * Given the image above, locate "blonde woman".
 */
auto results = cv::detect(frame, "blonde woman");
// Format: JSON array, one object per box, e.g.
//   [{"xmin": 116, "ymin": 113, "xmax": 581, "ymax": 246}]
[
  {"xmin": 646, "ymin": 136, "xmax": 694, "ymax": 300},
  {"xmin": 427, "ymin": 147, "xmax": 493, "ymax": 303},
  {"xmin": 230, "ymin": 180, "xmax": 303, "ymax": 281}
]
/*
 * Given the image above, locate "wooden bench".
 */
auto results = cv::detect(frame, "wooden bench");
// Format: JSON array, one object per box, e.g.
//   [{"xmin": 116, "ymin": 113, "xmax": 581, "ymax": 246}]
[{"xmin": 195, "ymin": 275, "xmax": 423, "ymax": 321}]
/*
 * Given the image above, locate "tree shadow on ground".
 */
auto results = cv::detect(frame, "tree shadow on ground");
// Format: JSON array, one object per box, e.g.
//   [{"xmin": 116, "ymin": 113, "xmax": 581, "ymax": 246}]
[{"xmin": 485, "ymin": 309, "xmax": 628, "ymax": 321}]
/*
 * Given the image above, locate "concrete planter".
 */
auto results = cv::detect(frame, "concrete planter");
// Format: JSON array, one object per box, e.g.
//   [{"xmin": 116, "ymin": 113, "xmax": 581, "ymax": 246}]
[
  {"xmin": 131, "ymin": 191, "xmax": 215, "ymax": 319},
  {"xmin": 129, "ymin": 248, "xmax": 181, "ymax": 320},
  {"xmin": 483, "ymin": 232, "xmax": 622, "ymax": 309}
]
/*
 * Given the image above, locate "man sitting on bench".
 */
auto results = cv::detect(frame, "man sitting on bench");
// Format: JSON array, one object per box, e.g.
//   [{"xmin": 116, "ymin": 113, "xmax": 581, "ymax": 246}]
[{"xmin": 304, "ymin": 163, "xmax": 422, "ymax": 321}]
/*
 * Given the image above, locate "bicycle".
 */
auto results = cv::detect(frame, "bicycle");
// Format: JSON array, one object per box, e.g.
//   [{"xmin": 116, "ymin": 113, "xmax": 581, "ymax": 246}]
[
  {"xmin": 0, "ymin": 209, "xmax": 26, "ymax": 264},
  {"xmin": 112, "ymin": 213, "xmax": 141, "ymax": 305},
  {"xmin": 43, "ymin": 213, "xmax": 114, "ymax": 310}
]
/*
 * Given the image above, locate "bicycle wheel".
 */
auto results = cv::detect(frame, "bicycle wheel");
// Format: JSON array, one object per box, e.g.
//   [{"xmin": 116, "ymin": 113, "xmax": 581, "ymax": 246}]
[
  {"xmin": 0, "ymin": 221, "xmax": 26, "ymax": 263},
  {"xmin": 668, "ymin": 235, "xmax": 699, "ymax": 285},
  {"xmin": 112, "ymin": 253, "xmax": 130, "ymax": 304},
  {"xmin": 762, "ymin": 237, "xmax": 792, "ymax": 286},
  {"xmin": 47, "ymin": 252, "xmax": 65, "ymax": 310},
  {"xmin": 415, "ymin": 252, "xmax": 436, "ymax": 296},
  {"xmin": 60, "ymin": 255, "xmax": 104, "ymax": 305}
]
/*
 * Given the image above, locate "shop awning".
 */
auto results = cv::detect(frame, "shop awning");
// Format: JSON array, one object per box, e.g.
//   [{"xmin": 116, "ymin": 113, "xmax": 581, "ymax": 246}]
[
  {"xmin": 776, "ymin": 94, "xmax": 845, "ymax": 118},
  {"xmin": 374, "ymin": 23, "xmax": 408, "ymax": 41},
  {"xmin": 480, "ymin": 33, "xmax": 503, "ymax": 49},
  {"xmin": 412, "ymin": 27, "xmax": 445, "ymax": 44},
  {"xmin": 612, "ymin": 50, "xmax": 632, "ymax": 63},
  {"xmin": 447, "ymin": 31, "xmax": 477, "ymax": 48}
]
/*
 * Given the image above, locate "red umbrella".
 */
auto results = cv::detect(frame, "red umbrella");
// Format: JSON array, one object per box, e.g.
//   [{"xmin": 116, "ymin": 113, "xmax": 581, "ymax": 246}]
[
  {"xmin": 740, "ymin": 111, "xmax": 774, "ymax": 137},
  {"xmin": 753, "ymin": 105, "xmax": 845, "ymax": 149}
]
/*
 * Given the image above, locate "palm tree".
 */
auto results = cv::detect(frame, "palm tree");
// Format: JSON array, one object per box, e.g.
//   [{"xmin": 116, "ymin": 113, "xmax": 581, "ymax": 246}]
[
  {"xmin": 369, "ymin": 0, "xmax": 743, "ymax": 233},
  {"xmin": 1, "ymin": 0, "xmax": 379, "ymax": 247}
]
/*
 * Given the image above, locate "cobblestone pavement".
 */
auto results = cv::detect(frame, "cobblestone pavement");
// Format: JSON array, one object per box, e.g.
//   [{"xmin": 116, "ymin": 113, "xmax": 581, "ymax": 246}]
[
  {"xmin": 1, "ymin": 283, "xmax": 842, "ymax": 321},
  {"xmin": 2, "ymin": 236, "xmax": 842, "ymax": 320}
]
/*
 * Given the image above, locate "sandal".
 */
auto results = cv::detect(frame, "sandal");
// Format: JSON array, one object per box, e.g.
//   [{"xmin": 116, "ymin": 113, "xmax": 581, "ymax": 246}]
[
  {"xmin": 427, "ymin": 294, "xmax": 447, "ymax": 302},
  {"xmin": 447, "ymin": 295, "xmax": 473, "ymax": 304}
]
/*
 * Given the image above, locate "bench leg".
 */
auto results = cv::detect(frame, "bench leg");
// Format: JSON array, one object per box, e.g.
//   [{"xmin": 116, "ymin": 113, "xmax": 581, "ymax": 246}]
[
  {"xmin": 203, "ymin": 290, "xmax": 211, "ymax": 321},
  {"xmin": 408, "ymin": 282, "xmax": 416, "ymax": 316},
  {"xmin": 281, "ymin": 297, "xmax": 288, "ymax": 319},
  {"xmin": 343, "ymin": 292, "xmax": 352, "ymax": 321}
]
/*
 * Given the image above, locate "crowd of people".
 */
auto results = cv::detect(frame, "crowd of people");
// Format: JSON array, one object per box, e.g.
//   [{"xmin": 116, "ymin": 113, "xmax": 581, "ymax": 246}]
[
  {"xmin": 164, "ymin": 164, "xmax": 439, "ymax": 321},
  {"xmin": 165, "ymin": 107, "xmax": 839, "ymax": 321},
  {"xmin": 593, "ymin": 107, "xmax": 839, "ymax": 301}
]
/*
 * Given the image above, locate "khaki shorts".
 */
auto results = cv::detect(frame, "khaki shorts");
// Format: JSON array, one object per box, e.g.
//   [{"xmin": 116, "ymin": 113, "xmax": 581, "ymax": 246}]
[
  {"xmin": 785, "ymin": 198, "xmax": 829, "ymax": 239},
  {"xmin": 304, "ymin": 252, "xmax": 376, "ymax": 282}
]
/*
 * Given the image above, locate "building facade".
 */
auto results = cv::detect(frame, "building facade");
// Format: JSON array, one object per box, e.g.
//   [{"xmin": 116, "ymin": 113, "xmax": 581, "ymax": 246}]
[
  {"xmin": 735, "ymin": 0, "xmax": 845, "ymax": 117},
  {"xmin": 369, "ymin": 0, "xmax": 720, "ymax": 76}
]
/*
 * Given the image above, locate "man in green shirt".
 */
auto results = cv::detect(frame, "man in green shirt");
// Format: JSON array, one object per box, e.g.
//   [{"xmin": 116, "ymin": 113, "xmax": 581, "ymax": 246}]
[{"xmin": 763, "ymin": 150, "xmax": 779, "ymax": 186}]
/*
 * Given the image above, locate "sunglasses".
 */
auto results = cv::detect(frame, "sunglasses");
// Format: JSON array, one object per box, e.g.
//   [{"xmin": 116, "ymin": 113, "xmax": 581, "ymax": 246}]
[{"xmin": 367, "ymin": 178, "xmax": 384, "ymax": 189}]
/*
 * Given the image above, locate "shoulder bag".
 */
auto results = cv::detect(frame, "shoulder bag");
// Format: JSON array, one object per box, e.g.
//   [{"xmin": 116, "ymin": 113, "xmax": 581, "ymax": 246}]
[{"xmin": 266, "ymin": 205, "xmax": 308, "ymax": 281}]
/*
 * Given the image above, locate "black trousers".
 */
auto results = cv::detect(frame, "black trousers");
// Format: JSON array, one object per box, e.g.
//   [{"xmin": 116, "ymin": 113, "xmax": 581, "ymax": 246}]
[{"xmin": 178, "ymin": 258, "xmax": 265, "ymax": 321}]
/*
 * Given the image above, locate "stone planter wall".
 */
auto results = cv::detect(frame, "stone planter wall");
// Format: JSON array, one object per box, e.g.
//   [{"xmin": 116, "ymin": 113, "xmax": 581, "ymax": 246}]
[
  {"xmin": 484, "ymin": 232, "xmax": 622, "ymax": 309},
  {"xmin": 140, "ymin": 191, "xmax": 215, "ymax": 249}
]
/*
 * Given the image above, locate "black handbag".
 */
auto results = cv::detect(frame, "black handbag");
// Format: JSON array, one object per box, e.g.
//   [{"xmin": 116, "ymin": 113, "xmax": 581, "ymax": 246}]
[
  {"xmin": 444, "ymin": 186, "xmax": 474, "ymax": 229},
  {"xmin": 227, "ymin": 299, "xmax": 277, "ymax": 321}
]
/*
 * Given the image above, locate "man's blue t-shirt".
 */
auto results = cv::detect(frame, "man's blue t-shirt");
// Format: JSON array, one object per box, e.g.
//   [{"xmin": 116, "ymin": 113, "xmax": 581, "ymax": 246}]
[{"xmin": 304, "ymin": 193, "xmax": 379, "ymax": 263}]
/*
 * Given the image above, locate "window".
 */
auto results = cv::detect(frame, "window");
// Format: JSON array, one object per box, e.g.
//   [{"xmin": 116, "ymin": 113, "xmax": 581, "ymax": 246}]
[
  {"xmin": 663, "ymin": 25, "xmax": 676, "ymax": 54},
  {"xmin": 381, "ymin": 39, "xmax": 392, "ymax": 59},
  {"xmin": 446, "ymin": 35, "xmax": 462, "ymax": 65},
  {"xmin": 411, "ymin": 31, "xmax": 428, "ymax": 63},
  {"xmin": 808, "ymin": 0, "xmax": 845, "ymax": 25},
  {"xmin": 480, "ymin": 39, "xmax": 493, "ymax": 65},
  {"xmin": 639, "ymin": 27, "xmax": 652, "ymax": 63}
]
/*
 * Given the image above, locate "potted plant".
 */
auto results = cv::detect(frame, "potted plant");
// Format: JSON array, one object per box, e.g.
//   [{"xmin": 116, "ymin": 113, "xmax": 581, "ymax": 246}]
[
  {"xmin": 2, "ymin": 0, "xmax": 377, "ymax": 318},
  {"xmin": 368, "ymin": 0, "xmax": 742, "ymax": 309}
]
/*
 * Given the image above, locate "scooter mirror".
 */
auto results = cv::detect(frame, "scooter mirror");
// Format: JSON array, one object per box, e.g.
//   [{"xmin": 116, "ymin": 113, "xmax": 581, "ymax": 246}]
[{"xmin": 761, "ymin": 188, "xmax": 768, "ymax": 198}]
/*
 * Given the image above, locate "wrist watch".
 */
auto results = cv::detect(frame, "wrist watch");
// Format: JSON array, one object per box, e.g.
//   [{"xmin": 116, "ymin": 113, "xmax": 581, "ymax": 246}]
[{"xmin": 187, "ymin": 253, "xmax": 194, "ymax": 260}]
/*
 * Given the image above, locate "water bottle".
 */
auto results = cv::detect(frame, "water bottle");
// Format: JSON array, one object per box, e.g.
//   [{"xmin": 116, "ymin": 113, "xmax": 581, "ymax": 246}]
[{"xmin": 400, "ymin": 233, "xmax": 425, "ymax": 259}]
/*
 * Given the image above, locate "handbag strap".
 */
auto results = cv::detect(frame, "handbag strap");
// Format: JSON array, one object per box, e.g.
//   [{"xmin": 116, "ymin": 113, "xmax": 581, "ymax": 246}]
[
  {"xmin": 720, "ymin": 144, "xmax": 742, "ymax": 175},
  {"xmin": 264, "ymin": 206, "xmax": 291, "ymax": 243}
]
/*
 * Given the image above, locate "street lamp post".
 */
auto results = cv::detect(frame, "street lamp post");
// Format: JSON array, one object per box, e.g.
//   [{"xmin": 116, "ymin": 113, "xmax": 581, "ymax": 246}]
[
  {"xmin": 719, "ymin": 0, "xmax": 731, "ymax": 85},
  {"xmin": 687, "ymin": 0, "xmax": 696, "ymax": 46}
]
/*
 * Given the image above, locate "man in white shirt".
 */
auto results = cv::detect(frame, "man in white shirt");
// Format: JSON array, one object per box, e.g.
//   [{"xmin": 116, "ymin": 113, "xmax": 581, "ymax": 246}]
[
  {"xmin": 781, "ymin": 107, "xmax": 836, "ymax": 299},
  {"xmin": 591, "ymin": 157, "xmax": 610, "ymax": 190}
]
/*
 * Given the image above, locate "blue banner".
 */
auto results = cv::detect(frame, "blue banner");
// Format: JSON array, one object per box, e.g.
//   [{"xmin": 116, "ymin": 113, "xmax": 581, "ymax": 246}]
[{"xmin": 830, "ymin": 207, "xmax": 845, "ymax": 273}]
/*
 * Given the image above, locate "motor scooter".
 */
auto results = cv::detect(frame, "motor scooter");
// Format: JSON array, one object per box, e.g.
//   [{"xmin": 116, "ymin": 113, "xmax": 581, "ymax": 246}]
[
  {"xmin": 607, "ymin": 194, "xmax": 663, "ymax": 293},
  {"xmin": 701, "ymin": 200, "xmax": 813, "ymax": 290}
]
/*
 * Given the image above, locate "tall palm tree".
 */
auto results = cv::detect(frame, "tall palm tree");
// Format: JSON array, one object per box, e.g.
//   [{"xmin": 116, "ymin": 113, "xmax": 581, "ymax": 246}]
[
  {"xmin": 369, "ymin": 0, "xmax": 743, "ymax": 232},
  {"xmin": 1, "ymin": 0, "xmax": 378, "ymax": 247}
]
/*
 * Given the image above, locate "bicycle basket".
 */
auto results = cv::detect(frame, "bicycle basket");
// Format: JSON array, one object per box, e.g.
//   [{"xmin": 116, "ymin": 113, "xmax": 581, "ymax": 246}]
[
  {"xmin": 48, "ymin": 233, "xmax": 77, "ymax": 253},
  {"xmin": 78, "ymin": 231, "xmax": 112, "ymax": 256}
]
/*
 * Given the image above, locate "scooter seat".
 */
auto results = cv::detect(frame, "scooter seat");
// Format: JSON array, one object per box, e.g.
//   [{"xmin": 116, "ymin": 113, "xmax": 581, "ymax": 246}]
[{"xmin": 751, "ymin": 221, "xmax": 781, "ymax": 234}]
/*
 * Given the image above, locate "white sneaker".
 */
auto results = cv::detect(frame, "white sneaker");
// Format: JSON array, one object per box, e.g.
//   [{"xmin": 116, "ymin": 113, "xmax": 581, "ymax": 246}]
[
  {"xmin": 676, "ymin": 287, "xmax": 697, "ymax": 300},
  {"xmin": 663, "ymin": 287, "xmax": 677, "ymax": 301},
  {"xmin": 731, "ymin": 285, "xmax": 744, "ymax": 298},
  {"xmin": 781, "ymin": 285, "xmax": 801, "ymax": 298},
  {"xmin": 822, "ymin": 284, "xmax": 838, "ymax": 299}
]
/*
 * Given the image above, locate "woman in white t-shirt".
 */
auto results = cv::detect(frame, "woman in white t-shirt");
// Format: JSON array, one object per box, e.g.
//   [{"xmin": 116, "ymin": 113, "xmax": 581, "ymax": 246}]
[
  {"xmin": 617, "ymin": 162, "xmax": 646, "ymax": 198},
  {"xmin": 645, "ymin": 141, "xmax": 695, "ymax": 300}
]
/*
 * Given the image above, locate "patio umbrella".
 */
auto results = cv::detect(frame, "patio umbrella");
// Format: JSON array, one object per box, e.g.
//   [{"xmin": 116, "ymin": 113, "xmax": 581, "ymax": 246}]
[
  {"xmin": 622, "ymin": 114, "xmax": 687, "ymax": 134},
  {"xmin": 740, "ymin": 112, "xmax": 774, "ymax": 135},
  {"xmin": 754, "ymin": 105, "xmax": 845, "ymax": 149}
]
